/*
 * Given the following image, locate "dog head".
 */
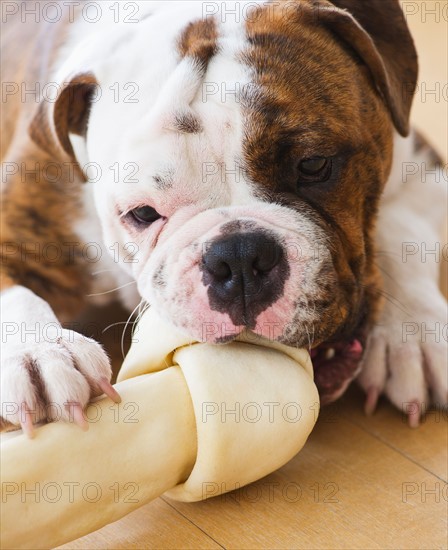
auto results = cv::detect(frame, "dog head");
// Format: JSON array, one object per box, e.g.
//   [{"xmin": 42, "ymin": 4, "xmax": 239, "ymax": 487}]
[{"xmin": 31, "ymin": 0, "xmax": 417, "ymax": 401}]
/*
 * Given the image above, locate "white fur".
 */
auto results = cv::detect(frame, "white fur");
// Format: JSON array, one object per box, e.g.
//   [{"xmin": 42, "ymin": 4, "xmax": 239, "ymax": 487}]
[
  {"xmin": 1, "ymin": 287, "xmax": 112, "ymax": 426},
  {"xmin": 68, "ymin": 1, "xmax": 268, "ymax": 304},
  {"xmin": 359, "ymin": 132, "xmax": 448, "ymax": 412}
]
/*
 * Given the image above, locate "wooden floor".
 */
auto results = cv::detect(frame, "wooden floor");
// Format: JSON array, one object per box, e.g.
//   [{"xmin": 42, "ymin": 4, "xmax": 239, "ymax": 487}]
[
  {"xmin": 60, "ymin": 6, "xmax": 447, "ymax": 550},
  {"xmin": 59, "ymin": 383, "xmax": 447, "ymax": 550}
]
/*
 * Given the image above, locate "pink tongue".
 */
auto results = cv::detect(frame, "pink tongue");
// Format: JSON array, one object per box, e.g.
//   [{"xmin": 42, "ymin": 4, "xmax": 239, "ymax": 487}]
[{"xmin": 311, "ymin": 339, "xmax": 363, "ymax": 405}]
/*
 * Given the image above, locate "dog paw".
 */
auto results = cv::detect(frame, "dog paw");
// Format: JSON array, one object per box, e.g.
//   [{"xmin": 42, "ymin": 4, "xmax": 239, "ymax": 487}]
[
  {"xmin": 1, "ymin": 330, "xmax": 120, "ymax": 437},
  {"xmin": 358, "ymin": 297, "xmax": 448, "ymax": 427}
]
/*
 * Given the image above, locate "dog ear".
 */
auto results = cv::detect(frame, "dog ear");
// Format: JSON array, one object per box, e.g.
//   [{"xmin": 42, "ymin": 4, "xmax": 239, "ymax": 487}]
[
  {"xmin": 315, "ymin": 0, "xmax": 418, "ymax": 136},
  {"xmin": 29, "ymin": 72, "xmax": 98, "ymax": 180}
]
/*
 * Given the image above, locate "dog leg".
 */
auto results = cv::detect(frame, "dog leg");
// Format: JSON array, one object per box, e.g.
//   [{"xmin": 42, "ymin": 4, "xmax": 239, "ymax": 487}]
[
  {"xmin": 1, "ymin": 286, "xmax": 120, "ymax": 436},
  {"xmin": 1, "ymin": 152, "xmax": 120, "ymax": 435},
  {"xmin": 358, "ymin": 133, "xmax": 448, "ymax": 425}
]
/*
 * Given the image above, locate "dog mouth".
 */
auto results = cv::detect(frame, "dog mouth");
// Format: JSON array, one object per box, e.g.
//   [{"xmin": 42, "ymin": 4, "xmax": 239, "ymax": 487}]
[
  {"xmin": 214, "ymin": 327, "xmax": 365, "ymax": 405},
  {"xmin": 311, "ymin": 339, "xmax": 364, "ymax": 405}
]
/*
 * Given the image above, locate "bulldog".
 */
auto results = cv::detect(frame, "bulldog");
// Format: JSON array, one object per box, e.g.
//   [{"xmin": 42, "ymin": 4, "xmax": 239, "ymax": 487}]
[{"xmin": 1, "ymin": 0, "xmax": 447, "ymax": 435}]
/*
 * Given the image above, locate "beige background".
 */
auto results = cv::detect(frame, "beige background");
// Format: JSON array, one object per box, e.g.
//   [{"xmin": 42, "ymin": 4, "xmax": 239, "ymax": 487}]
[
  {"xmin": 60, "ymin": 5, "xmax": 448, "ymax": 549},
  {"xmin": 402, "ymin": 0, "xmax": 448, "ymax": 158}
]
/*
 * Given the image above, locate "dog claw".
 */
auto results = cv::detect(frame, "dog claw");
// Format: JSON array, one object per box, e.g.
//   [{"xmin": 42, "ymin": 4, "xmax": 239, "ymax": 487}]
[
  {"xmin": 98, "ymin": 377, "xmax": 121, "ymax": 404},
  {"xmin": 65, "ymin": 402, "xmax": 89, "ymax": 431},
  {"xmin": 20, "ymin": 403, "xmax": 35, "ymax": 439},
  {"xmin": 407, "ymin": 401, "xmax": 421, "ymax": 428},
  {"xmin": 73, "ymin": 403, "xmax": 89, "ymax": 431},
  {"xmin": 364, "ymin": 386, "xmax": 379, "ymax": 416}
]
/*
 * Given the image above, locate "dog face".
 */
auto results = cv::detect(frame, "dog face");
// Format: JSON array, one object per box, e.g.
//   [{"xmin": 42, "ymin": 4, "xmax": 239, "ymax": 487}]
[{"xmin": 31, "ymin": 0, "xmax": 417, "ymax": 401}]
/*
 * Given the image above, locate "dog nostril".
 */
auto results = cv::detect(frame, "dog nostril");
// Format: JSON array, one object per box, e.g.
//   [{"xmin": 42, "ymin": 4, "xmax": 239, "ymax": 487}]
[
  {"xmin": 213, "ymin": 261, "xmax": 231, "ymax": 281},
  {"xmin": 253, "ymin": 246, "xmax": 282, "ymax": 274},
  {"xmin": 202, "ymin": 256, "xmax": 232, "ymax": 281}
]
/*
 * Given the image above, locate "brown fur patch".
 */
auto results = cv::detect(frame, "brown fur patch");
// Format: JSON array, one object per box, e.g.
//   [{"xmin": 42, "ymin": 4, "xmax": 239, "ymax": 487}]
[
  {"xmin": 313, "ymin": 0, "xmax": 418, "ymax": 137},
  {"xmin": 153, "ymin": 174, "xmax": 174, "ymax": 190},
  {"xmin": 24, "ymin": 358, "xmax": 51, "ymax": 418},
  {"xmin": 173, "ymin": 111, "xmax": 203, "ymax": 134},
  {"xmin": 29, "ymin": 73, "xmax": 97, "ymax": 179},
  {"xmin": 178, "ymin": 18, "xmax": 219, "ymax": 70},
  {"xmin": 241, "ymin": 0, "xmax": 395, "ymax": 346},
  {"xmin": 0, "ymin": 14, "xmax": 90, "ymax": 317},
  {"xmin": 0, "ymin": 145, "xmax": 89, "ymax": 319}
]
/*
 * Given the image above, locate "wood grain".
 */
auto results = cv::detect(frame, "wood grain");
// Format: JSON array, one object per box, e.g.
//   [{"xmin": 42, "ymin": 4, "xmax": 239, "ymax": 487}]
[
  {"xmin": 58, "ymin": 498, "xmax": 222, "ymax": 549},
  {"xmin": 165, "ymin": 411, "xmax": 446, "ymax": 550}
]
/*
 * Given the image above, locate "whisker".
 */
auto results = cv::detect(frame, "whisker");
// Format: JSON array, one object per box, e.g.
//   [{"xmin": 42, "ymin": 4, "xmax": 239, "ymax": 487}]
[
  {"xmin": 134, "ymin": 301, "xmax": 150, "ymax": 328},
  {"xmin": 375, "ymin": 263, "xmax": 401, "ymax": 285},
  {"xmin": 375, "ymin": 249, "xmax": 403, "ymax": 259},
  {"xmin": 304, "ymin": 325, "xmax": 312, "ymax": 351},
  {"xmin": 91, "ymin": 269, "xmax": 119, "ymax": 276},
  {"xmin": 102, "ymin": 321, "xmax": 136, "ymax": 334},
  {"xmin": 86, "ymin": 281, "xmax": 137, "ymax": 297},
  {"xmin": 376, "ymin": 291, "xmax": 410, "ymax": 317},
  {"xmin": 121, "ymin": 300, "xmax": 143, "ymax": 359},
  {"xmin": 342, "ymin": 275, "xmax": 410, "ymax": 317}
]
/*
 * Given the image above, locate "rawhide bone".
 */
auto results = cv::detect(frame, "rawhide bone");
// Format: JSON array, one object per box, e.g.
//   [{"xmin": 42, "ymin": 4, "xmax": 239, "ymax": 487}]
[{"xmin": 1, "ymin": 308, "xmax": 319, "ymax": 549}]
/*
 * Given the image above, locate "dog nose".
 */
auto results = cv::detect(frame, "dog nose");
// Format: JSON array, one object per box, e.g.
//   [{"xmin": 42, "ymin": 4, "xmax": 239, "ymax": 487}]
[{"xmin": 201, "ymin": 232, "xmax": 285, "ymax": 325}]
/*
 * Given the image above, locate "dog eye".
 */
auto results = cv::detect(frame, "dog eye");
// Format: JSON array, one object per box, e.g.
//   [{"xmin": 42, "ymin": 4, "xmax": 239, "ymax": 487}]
[
  {"xmin": 297, "ymin": 157, "xmax": 332, "ymax": 183},
  {"xmin": 130, "ymin": 206, "xmax": 162, "ymax": 225}
]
